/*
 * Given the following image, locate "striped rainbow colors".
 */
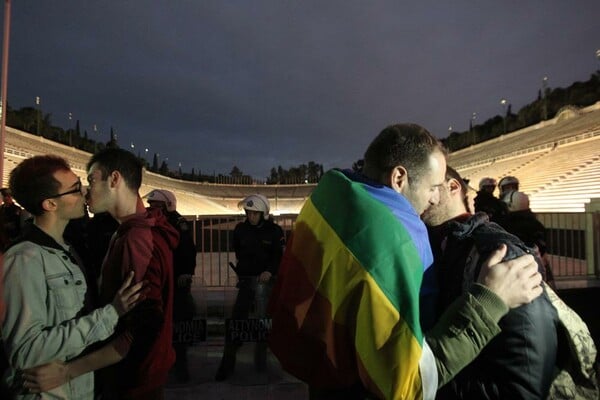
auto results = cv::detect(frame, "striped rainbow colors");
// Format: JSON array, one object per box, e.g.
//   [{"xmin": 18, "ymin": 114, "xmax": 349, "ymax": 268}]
[{"xmin": 268, "ymin": 169, "xmax": 435, "ymax": 399}]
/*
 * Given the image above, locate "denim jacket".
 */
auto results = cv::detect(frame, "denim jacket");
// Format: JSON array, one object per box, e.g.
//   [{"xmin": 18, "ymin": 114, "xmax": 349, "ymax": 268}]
[{"xmin": 2, "ymin": 226, "xmax": 119, "ymax": 399}]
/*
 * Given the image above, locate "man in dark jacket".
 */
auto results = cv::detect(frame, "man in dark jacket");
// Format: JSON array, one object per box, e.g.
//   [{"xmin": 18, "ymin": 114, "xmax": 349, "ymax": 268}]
[
  {"xmin": 498, "ymin": 191, "xmax": 554, "ymax": 285},
  {"xmin": 0, "ymin": 188, "xmax": 25, "ymax": 249},
  {"xmin": 473, "ymin": 177, "xmax": 508, "ymax": 223},
  {"xmin": 499, "ymin": 191, "xmax": 546, "ymax": 248},
  {"xmin": 215, "ymin": 194, "xmax": 285, "ymax": 381},
  {"xmin": 146, "ymin": 189, "xmax": 197, "ymax": 383},
  {"xmin": 422, "ymin": 166, "xmax": 558, "ymax": 400}
]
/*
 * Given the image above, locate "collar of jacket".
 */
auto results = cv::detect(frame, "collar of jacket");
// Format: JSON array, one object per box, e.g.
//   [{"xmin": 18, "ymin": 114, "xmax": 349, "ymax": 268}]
[
  {"xmin": 447, "ymin": 212, "xmax": 531, "ymax": 261},
  {"xmin": 13, "ymin": 224, "xmax": 78, "ymax": 265}
]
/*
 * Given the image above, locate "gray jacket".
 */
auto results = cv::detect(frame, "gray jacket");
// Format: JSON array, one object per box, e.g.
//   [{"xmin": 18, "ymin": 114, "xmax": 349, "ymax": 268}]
[{"xmin": 2, "ymin": 226, "xmax": 119, "ymax": 399}]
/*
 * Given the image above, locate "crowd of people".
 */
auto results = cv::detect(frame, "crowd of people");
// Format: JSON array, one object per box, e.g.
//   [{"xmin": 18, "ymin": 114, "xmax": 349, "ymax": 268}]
[
  {"xmin": 0, "ymin": 122, "xmax": 598, "ymax": 399},
  {"xmin": 473, "ymin": 175, "xmax": 555, "ymax": 286}
]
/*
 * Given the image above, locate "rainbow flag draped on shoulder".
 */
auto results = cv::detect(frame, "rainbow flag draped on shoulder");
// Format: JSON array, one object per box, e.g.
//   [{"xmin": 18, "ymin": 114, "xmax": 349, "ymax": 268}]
[{"xmin": 268, "ymin": 169, "xmax": 437, "ymax": 400}]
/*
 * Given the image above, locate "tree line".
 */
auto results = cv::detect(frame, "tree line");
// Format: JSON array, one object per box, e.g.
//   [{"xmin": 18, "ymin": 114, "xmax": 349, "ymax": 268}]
[
  {"xmin": 4, "ymin": 106, "xmax": 323, "ymax": 184},
  {"xmin": 5, "ymin": 70, "xmax": 599, "ymax": 182},
  {"xmin": 442, "ymin": 72, "xmax": 600, "ymax": 151}
]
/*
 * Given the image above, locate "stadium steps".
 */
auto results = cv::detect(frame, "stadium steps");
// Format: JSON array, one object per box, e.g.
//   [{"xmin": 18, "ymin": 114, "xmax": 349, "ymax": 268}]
[{"xmin": 4, "ymin": 102, "xmax": 600, "ymax": 214}]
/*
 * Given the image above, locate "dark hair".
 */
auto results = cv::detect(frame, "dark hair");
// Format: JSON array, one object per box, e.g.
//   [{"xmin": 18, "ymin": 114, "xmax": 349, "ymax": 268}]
[
  {"xmin": 363, "ymin": 123, "xmax": 446, "ymax": 184},
  {"xmin": 0, "ymin": 188, "xmax": 11, "ymax": 196},
  {"xmin": 9, "ymin": 155, "xmax": 71, "ymax": 216},
  {"xmin": 87, "ymin": 148, "xmax": 143, "ymax": 191},
  {"xmin": 445, "ymin": 165, "xmax": 471, "ymax": 213}
]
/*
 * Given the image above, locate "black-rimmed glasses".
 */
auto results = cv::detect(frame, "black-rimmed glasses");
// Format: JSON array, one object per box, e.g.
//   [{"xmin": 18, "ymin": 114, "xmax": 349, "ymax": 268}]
[{"xmin": 48, "ymin": 180, "xmax": 83, "ymax": 198}]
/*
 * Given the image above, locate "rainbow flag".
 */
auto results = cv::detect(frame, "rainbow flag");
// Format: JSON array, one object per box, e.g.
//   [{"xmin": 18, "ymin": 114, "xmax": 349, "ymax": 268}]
[{"xmin": 268, "ymin": 169, "xmax": 437, "ymax": 399}]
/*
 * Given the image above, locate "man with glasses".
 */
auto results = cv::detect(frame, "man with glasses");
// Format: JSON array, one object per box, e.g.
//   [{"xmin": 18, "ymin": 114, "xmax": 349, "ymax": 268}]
[{"xmin": 1, "ymin": 155, "xmax": 144, "ymax": 399}]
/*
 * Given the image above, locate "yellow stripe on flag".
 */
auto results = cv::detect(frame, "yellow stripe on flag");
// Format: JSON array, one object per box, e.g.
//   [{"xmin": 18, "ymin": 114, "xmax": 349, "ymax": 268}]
[{"xmin": 293, "ymin": 199, "xmax": 425, "ymax": 399}]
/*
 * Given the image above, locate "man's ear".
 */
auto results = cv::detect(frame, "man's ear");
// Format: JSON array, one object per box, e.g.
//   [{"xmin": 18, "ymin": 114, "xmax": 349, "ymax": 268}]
[
  {"xmin": 389, "ymin": 166, "xmax": 409, "ymax": 193},
  {"xmin": 108, "ymin": 170, "xmax": 121, "ymax": 188},
  {"xmin": 41, "ymin": 198, "xmax": 57, "ymax": 212},
  {"xmin": 447, "ymin": 178, "xmax": 461, "ymax": 195}
]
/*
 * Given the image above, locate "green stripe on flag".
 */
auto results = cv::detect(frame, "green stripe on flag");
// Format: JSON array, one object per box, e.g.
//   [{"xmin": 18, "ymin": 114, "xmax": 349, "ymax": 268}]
[{"xmin": 310, "ymin": 170, "xmax": 425, "ymax": 341}]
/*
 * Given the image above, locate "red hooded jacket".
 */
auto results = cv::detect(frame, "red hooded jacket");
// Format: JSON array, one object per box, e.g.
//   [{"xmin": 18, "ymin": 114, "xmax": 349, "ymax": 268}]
[{"xmin": 99, "ymin": 207, "xmax": 179, "ymax": 398}]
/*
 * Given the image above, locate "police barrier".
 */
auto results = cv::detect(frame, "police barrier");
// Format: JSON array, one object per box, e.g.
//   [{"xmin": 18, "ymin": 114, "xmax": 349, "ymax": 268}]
[
  {"xmin": 173, "ymin": 318, "xmax": 207, "ymax": 344},
  {"xmin": 225, "ymin": 318, "xmax": 272, "ymax": 342}
]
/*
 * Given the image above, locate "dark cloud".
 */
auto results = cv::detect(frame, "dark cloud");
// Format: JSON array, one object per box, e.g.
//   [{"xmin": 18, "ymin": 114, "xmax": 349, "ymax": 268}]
[{"xmin": 3, "ymin": 1, "xmax": 600, "ymax": 178}]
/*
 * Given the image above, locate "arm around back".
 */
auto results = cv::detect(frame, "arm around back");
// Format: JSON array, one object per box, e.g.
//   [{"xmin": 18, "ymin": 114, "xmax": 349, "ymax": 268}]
[{"xmin": 427, "ymin": 283, "xmax": 508, "ymax": 387}]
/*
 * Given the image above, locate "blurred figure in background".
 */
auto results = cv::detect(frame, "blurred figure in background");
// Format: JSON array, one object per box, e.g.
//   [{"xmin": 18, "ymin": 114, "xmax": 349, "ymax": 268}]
[
  {"xmin": 499, "ymin": 191, "xmax": 554, "ymax": 287},
  {"xmin": 0, "ymin": 188, "xmax": 25, "ymax": 250},
  {"xmin": 146, "ymin": 189, "xmax": 197, "ymax": 383},
  {"xmin": 473, "ymin": 177, "xmax": 508, "ymax": 222},
  {"xmin": 85, "ymin": 211, "xmax": 120, "ymax": 308},
  {"xmin": 498, "ymin": 176, "xmax": 520, "ymax": 204},
  {"xmin": 0, "ymin": 243, "xmax": 8, "ymax": 398}
]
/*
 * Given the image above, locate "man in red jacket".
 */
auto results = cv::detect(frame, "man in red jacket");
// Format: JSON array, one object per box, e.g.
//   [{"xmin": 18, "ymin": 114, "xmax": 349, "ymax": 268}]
[{"xmin": 87, "ymin": 148, "xmax": 180, "ymax": 399}]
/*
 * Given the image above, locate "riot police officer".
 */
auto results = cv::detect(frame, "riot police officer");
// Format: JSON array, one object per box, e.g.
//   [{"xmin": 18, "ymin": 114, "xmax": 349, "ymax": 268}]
[{"xmin": 215, "ymin": 194, "xmax": 285, "ymax": 381}]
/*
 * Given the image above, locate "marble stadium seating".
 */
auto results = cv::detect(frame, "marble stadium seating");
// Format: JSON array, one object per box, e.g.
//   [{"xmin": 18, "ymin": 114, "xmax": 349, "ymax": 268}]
[
  {"xmin": 450, "ymin": 102, "xmax": 600, "ymax": 212},
  {"xmin": 2, "ymin": 100, "xmax": 599, "ymax": 215}
]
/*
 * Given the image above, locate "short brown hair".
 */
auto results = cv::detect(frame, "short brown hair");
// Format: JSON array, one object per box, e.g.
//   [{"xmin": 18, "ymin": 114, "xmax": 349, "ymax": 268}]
[
  {"xmin": 9, "ymin": 155, "xmax": 71, "ymax": 216},
  {"xmin": 363, "ymin": 123, "xmax": 446, "ymax": 184},
  {"xmin": 87, "ymin": 148, "xmax": 143, "ymax": 191}
]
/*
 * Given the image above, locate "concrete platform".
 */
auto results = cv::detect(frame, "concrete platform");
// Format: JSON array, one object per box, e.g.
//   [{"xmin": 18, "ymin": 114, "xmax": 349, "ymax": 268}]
[
  {"xmin": 164, "ymin": 285, "xmax": 599, "ymax": 400},
  {"xmin": 165, "ymin": 339, "xmax": 308, "ymax": 400}
]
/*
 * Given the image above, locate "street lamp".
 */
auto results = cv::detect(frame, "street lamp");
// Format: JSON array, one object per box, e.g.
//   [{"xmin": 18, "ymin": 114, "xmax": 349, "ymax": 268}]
[
  {"xmin": 470, "ymin": 112, "xmax": 477, "ymax": 144},
  {"xmin": 35, "ymin": 96, "xmax": 41, "ymax": 135},
  {"xmin": 68, "ymin": 112, "xmax": 73, "ymax": 146},
  {"xmin": 93, "ymin": 124, "xmax": 98, "ymax": 152},
  {"xmin": 542, "ymin": 76, "xmax": 549, "ymax": 120},
  {"xmin": 596, "ymin": 49, "xmax": 600, "ymax": 72},
  {"xmin": 500, "ymin": 99, "xmax": 508, "ymax": 134}
]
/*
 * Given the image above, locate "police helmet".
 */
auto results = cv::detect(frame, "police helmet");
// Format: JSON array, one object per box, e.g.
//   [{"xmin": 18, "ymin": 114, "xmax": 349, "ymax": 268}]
[
  {"xmin": 238, "ymin": 194, "xmax": 270, "ymax": 220},
  {"xmin": 499, "ymin": 176, "xmax": 519, "ymax": 189},
  {"xmin": 478, "ymin": 177, "xmax": 497, "ymax": 191},
  {"xmin": 145, "ymin": 189, "xmax": 177, "ymax": 212}
]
